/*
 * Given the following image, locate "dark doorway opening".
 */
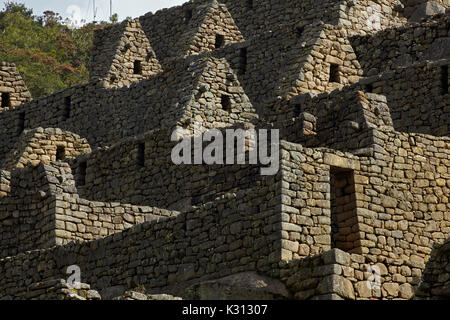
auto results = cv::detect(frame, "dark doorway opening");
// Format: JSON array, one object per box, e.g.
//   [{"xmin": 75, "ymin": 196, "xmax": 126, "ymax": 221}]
[{"xmin": 330, "ymin": 167, "xmax": 360, "ymax": 253}]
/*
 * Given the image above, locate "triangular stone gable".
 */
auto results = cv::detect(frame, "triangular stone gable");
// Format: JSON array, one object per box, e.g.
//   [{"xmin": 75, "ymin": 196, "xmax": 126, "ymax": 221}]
[
  {"xmin": 0, "ymin": 62, "xmax": 32, "ymax": 110},
  {"xmin": 90, "ymin": 19, "xmax": 162, "ymax": 88},
  {"xmin": 179, "ymin": 55, "xmax": 258, "ymax": 131},
  {"xmin": 1, "ymin": 128, "xmax": 91, "ymax": 170},
  {"xmin": 215, "ymin": 23, "xmax": 326, "ymax": 118},
  {"xmin": 129, "ymin": 54, "xmax": 257, "ymax": 133},
  {"xmin": 289, "ymin": 24, "xmax": 362, "ymax": 97},
  {"xmin": 140, "ymin": 0, "xmax": 244, "ymax": 65},
  {"xmin": 184, "ymin": 0, "xmax": 245, "ymax": 57}
]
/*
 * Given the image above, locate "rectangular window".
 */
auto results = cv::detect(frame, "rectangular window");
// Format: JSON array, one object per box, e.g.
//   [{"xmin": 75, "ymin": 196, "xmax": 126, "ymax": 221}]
[
  {"xmin": 1, "ymin": 92, "xmax": 11, "ymax": 108},
  {"xmin": 221, "ymin": 95, "xmax": 232, "ymax": 112},
  {"xmin": 294, "ymin": 104, "xmax": 301, "ymax": 118},
  {"xmin": 18, "ymin": 112, "xmax": 25, "ymax": 133},
  {"xmin": 295, "ymin": 26, "xmax": 304, "ymax": 39},
  {"xmin": 239, "ymin": 48, "xmax": 248, "ymax": 75},
  {"xmin": 137, "ymin": 143, "xmax": 145, "ymax": 167},
  {"xmin": 330, "ymin": 167, "xmax": 359, "ymax": 253},
  {"xmin": 365, "ymin": 83, "xmax": 373, "ymax": 93},
  {"xmin": 133, "ymin": 60, "xmax": 142, "ymax": 75},
  {"xmin": 247, "ymin": 0, "xmax": 253, "ymax": 9},
  {"xmin": 215, "ymin": 34, "xmax": 225, "ymax": 49},
  {"xmin": 184, "ymin": 9, "xmax": 193, "ymax": 24},
  {"xmin": 64, "ymin": 96, "xmax": 71, "ymax": 119},
  {"xmin": 442, "ymin": 65, "xmax": 448, "ymax": 95},
  {"xmin": 329, "ymin": 64, "xmax": 340, "ymax": 83},
  {"xmin": 56, "ymin": 146, "xmax": 66, "ymax": 161},
  {"xmin": 78, "ymin": 161, "xmax": 87, "ymax": 186}
]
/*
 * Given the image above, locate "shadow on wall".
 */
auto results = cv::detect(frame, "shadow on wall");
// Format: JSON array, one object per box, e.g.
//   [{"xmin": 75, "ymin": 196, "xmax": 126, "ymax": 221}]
[
  {"xmin": 361, "ymin": 61, "xmax": 449, "ymax": 137},
  {"xmin": 70, "ymin": 124, "xmax": 278, "ymax": 212},
  {"xmin": 415, "ymin": 238, "xmax": 450, "ymax": 299},
  {"xmin": 349, "ymin": 14, "xmax": 450, "ymax": 77},
  {"xmin": 401, "ymin": 0, "xmax": 448, "ymax": 21}
]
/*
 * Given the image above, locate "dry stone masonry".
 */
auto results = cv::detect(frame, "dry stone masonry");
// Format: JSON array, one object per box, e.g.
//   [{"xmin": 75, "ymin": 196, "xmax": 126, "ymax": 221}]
[
  {"xmin": 0, "ymin": 0, "xmax": 449, "ymax": 300},
  {"xmin": 0, "ymin": 62, "xmax": 32, "ymax": 110}
]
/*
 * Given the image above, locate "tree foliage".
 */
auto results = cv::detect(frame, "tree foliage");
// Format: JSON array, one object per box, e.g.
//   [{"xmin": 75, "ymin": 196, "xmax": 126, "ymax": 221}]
[{"xmin": 0, "ymin": 2, "xmax": 116, "ymax": 99}]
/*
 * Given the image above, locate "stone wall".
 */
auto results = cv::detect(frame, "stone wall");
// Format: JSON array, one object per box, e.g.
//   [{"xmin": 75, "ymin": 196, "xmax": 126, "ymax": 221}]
[
  {"xmin": 1, "ymin": 128, "xmax": 91, "ymax": 171},
  {"xmin": 350, "ymin": 14, "xmax": 449, "ymax": 76},
  {"xmin": 90, "ymin": 19, "xmax": 163, "ymax": 88},
  {"xmin": 364, "ymin": 59, "xmax": 449, "ymax": 136},
  {"xmin": 281, "ymin": 249, "xmax": 419, "ymax": 300},
  {"xmin": 416, "ymin": 237, "xmax": 450, "ymax": 299},
  {"xmin": 289, "ymin": 25, "xmax": 363, "ymax": 95},
  {"xmin": 337, "ymin": 0, "xmax": 407, "ymax": 35},
  {"xmin": 278, "ymin": 144, "xmax": 363, "ymax": 261},
  {"xmin": 214, "ymin": 22, "xmax": 363, "ymax": 116},
  {"xmin": 0, "ymin": 162, "xmax": 181, "ymax": 259},
  {"xmin": 275, "ymin": 59, "xmax": 449, "ymax": 139},
  {"xmin": 10, "ymin": 279, "xmax": 102, "ymax": 300},
  {"xmin": 402, "ymin": 0, "xmax": 450, "ymax": 18},
  {"xmin": 276, "ymin": 91, "xmax": 391, "ymax": 155},
  {"xmin": 0, "ymin": 0, "xmax": 448, "ymax": 301},
  {"xmin": 0, "ymin": 55, "xmax": 258, "ymax": 167},
  {"xmin": 65, "ymin": 129, "xmax": 449, "ymax": 274},
  {"xmin": 220, "ymin": 0, "xmax": 406, "ymax": 41},
  {"xmin": 71, "ymin": 126, "xmax": 276, "ymax": 210},
  {"xmin": 0, "ymin": 166, "xmax": 283, "ymax": 298},
  {"xmin": 139, "ymin": 0, "xmax": 244, "ymax": 64},
  {"xmin": 274, "ymin": 132, "xmax": 449, "ymax": 265},
  {"xmin": 0, "ymin": 165, "xmax": 59, "ymax": 258},
  {"xmin": 0, "ymin": 62, "xmax": 32, "ymax": 110}
]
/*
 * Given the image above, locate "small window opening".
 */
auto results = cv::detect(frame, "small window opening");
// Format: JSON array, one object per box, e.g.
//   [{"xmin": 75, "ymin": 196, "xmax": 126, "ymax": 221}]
[
  {"xmin": 365, "ymin": 83, "xmax": 373, "ymax": 93},
  {"xmin": 78, "ymin": 161, "xmax": 87, "ymax": 186},
  {"xmin": 247, "ymin": 0, "xmax": 253, "ymax": 9},
  {"xmin": 294, "ymin": 104, "xmax": 301, "ymax": 117},
  {"xmin": 56, "ymin": 146, "xmax": 66, "ymax": 161},
  {"xmin": 295, "ymin": 26, "xmax": 304, "ymax": 39},
  {"xmin": 18, "ymin": 112, "xmax": 25, "ymax": 133},
  {"xmin": 137, "ymin": 143, "xmax": 145, "ymax": 167},
  {"xmin": 221, "ymin": 95, "xmax": 232, "ymax": 112},
  {"xmin": 215, "ymin": 34, "xmax": 225, "ymax": 49},
  {"xmin": 133, "ymin": 60, "xmax": 142, "ymax": 75},
  {"xmin": 239, "ymin": 48, "xmax": 248, "ymax": 75},
  {"xmin": 441, "ymin": 65, "xmax": 448, "ymax": 95},
  {"xmin": 184, "ymin": 9, "xmax": 193, "ymax": 24},
  {"xmin": 1, "ymin": 92, "xmax": 11, "ymax": 108},
  {"xmin": 64, "ymin": 96, "xmax": 71, "ymax": 119},
  {"xmin": 329, "ymin": 64, "xmax": 340, "ymax": 83}
]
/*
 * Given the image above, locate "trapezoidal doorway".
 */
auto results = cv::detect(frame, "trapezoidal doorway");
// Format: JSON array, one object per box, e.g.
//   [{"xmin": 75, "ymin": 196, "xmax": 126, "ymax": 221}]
[{"xmin": 330, "ymin": 167, "xmax": 361, "ymax": 253}]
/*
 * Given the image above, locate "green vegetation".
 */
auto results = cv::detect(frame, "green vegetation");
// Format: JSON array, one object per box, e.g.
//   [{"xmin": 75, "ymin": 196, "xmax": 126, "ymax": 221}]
[{"xmin": 0, "ymin": 2, "xmax": 117, "ymax": 99}]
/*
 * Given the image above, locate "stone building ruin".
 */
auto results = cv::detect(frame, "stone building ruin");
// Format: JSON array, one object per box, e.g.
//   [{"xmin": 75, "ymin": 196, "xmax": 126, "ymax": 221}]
[{"xmin": 0, "ymin": 0, "xmax": 449, "ymax": 300}]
